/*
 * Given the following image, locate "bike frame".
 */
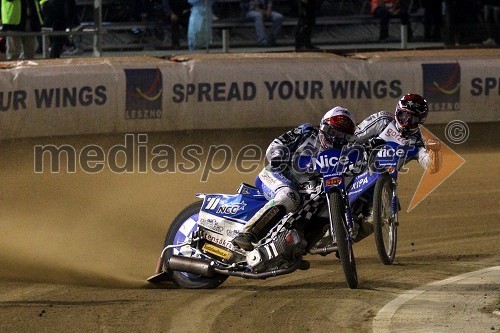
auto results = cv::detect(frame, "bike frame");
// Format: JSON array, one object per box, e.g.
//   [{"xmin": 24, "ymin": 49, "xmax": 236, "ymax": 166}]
[{"xmin": 315, "ymin": 147, "xmax": 360, "ymax": 242}]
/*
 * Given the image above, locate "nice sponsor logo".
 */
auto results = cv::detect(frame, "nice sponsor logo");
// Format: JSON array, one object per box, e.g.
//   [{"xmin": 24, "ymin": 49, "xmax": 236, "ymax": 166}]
[{"xmin": 124, "ymin": 68, "xmax": 163, "ymax": 120}]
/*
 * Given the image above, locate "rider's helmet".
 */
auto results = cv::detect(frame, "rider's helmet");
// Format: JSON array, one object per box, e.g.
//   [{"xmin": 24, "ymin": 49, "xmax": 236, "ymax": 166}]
[
  {"xmin": 319, "ymin": 106, "xmax": 356, "ymax": 149},
  {"xmin": 394, "ymin": 93, "xmax": 429, "ymax": 137}
]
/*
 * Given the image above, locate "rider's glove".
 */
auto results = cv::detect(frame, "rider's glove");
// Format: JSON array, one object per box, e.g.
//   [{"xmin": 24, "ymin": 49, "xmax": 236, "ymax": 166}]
[
  {"xmin": 426, "ymin": 139, "xmax": 441, "ymax": 152},
  {"xmin": 367, "ymin": 138, "xmax": 386, "ymax": 149},
  {"xmin": 426, "ymin": 139, "xmax": 442, "ymax": 174}
]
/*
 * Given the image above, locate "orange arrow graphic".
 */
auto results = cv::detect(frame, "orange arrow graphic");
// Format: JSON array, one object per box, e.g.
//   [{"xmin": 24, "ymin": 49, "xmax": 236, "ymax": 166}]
[{"xmin": 407, "ymin": 126, "xmax": 466, "ymax": 212}]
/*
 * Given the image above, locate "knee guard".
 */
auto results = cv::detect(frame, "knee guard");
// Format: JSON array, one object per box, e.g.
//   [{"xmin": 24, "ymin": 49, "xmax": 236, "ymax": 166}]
[
  {"xmin": 272, "ymin": 186, "xmax": 301, "ymax": 213},
  {"xmin": 241, "ymin": 202, "xmax": 287, "ymax": 240}
]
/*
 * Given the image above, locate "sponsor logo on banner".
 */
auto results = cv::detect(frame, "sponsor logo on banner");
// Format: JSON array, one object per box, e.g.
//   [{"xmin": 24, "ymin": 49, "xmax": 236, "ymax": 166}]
[
  {"xmin": 422, "ymin": 63, "xmax": 461, "ymax": 112},
  {"xmin": 124, "ymin": 69, "xmax": 162, "ymax": 120}
]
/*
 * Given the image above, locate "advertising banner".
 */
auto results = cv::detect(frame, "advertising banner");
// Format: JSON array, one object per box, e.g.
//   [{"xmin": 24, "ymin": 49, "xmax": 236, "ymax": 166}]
[{"xmin": 0, "ymin": 50, "xmax": 498, "ymax": 139}]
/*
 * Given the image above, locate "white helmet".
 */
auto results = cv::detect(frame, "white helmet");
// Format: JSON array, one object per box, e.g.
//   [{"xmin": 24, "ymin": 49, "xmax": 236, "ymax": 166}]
[{"xmin": 319, "ymin": 106, "xmax": 356, "ymax": 149}]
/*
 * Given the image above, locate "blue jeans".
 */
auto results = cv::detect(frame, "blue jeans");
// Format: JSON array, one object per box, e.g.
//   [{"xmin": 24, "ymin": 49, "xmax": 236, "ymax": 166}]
[
  {"xmin": 245, "ymin": 10, "xmax": 283, "ymax": 45},
  {"xmin": 188, "ymin": 0, "xmax": 215, "ymax": 50}
]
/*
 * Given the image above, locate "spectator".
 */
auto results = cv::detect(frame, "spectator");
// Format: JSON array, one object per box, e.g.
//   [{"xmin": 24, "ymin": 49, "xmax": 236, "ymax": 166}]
[
  {"xmin": 295, "ymin": 0, "xmax": 319, "ymax": 51},
  {"xmin": 1, "ymin": 0, "xmax": 43, "ymax": 60},
  {"xmin": 187, "ymin": 0, "xmax": 214, "ymax": 50},
  {"xmin": 444, "ymin": 0, "xmax": 481, "ymax": 45},
  {"xmin": 61, "ymin": 0, "xmax": 82, "ymax": 56},
  {"xmin": 40, "ymin": 0, "xmax": 80, "ymax": 58},
  {"xmin": 423, "ymin": 0, "xmax": 443, "ymax": 41},
  {"xmin": 481, "ymin": 0, "xmax": 500, "ymax": 45},
  {"xmin": 162, "ymin": 0, "xmax": 191, "ymax": 49},
  {"xmin": 370, "ymin": 0, "xmax": 412, "ymax": 42},
  {"xmin": 244, "ymin": 0, "xmax": 282, "ymax": 46}
]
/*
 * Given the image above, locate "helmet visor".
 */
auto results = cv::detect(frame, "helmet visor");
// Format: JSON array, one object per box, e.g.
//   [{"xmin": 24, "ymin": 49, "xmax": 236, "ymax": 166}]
[
  {"xmin": 322, "ymin": 123, "xmax": 347, "ymax": 138},
  {"xmin": 320, "ymin": 124, "xmax": 348, "ymax": 148},
  {"xmin": 396, "ymin": 108, "xmax": 424, "ymax": 129}
]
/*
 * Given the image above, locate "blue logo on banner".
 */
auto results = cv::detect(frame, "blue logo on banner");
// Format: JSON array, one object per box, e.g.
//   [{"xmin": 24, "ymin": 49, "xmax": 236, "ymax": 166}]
[
  {"xmin": 422, "ymin": 63, "xmax": 460, "ymax": 112},
  {"xmin": 124, "ymin": 69, "xmax": 163, "ymax": 119}
]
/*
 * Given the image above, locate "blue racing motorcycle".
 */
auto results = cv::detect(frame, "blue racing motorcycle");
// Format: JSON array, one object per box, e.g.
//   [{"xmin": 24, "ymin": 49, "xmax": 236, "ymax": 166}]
[{"xmin": 147, "ymin": 125, "xmax": 418, "ymax": 288}]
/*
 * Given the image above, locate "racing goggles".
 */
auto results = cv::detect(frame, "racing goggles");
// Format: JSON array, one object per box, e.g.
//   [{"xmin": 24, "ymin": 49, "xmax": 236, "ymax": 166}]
[
  {"xmin": 395, "ymin": 108, "xmax": 425, "ymax": 129},
  {"xmin": 320, "ymin": 123, "xmax": 352, "ymax": 147}
]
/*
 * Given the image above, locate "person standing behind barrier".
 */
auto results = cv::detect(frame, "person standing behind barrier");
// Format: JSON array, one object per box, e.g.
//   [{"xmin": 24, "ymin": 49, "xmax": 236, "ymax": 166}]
[
  {"xmin": 187, "ymin": 0, "xmax": 214, "ymax": 50},
  {"xmin": 1, "ymin": 0, "xmax": 43, "ymax": 60},
  {"xmin": 163, "ymin": 0, "xmax": 191, "ymax": 49},
  {"xmin": 244, "ymin": 0, "xmax": 283, "ymax": 46},
  {"xmin": 39, "ymin": 0, "xmax": 80, "ymax": 58},
  {"xmin": 423, "ymin": 0, "xmax": 443, "ymax": 41},
  {"xmin": 444, "ymin": 0, "xmax": 481, "ymax": 45},
  {"xmin": 371, "ymin": 0, "xmax": 412, "ymax": 42},
  {"xmin": 481, "ymin": 0, "xmax": 500, "ymax": 45},
  {"xmin": 295, "ymin": 0, "xmax": 319, "ymax": 51}
]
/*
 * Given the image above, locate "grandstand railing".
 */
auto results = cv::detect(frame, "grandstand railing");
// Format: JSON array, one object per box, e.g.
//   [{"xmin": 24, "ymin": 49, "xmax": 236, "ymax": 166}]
[{"xmin": 0, "ymin": 0, "xmax": 425, "ymax": 58}]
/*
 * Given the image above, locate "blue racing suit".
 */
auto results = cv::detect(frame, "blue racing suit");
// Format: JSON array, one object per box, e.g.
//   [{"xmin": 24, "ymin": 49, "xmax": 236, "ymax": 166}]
[{"xmin": 240, "ymin": 123, "xmax": 321, "ymax": 238}]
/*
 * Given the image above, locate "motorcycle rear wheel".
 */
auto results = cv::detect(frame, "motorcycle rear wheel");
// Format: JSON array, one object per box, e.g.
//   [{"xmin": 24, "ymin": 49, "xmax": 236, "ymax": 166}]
[
  {"xmin": 329, "ymin": 191, "xmax": 358, "ymax": 289},
  {"xmin": 163, "ymin": 201, "xmax": 228, "ymax": 289},
  {"xmin": 373, "ymin": 174, "xmax": 398, "ymax": 265}
]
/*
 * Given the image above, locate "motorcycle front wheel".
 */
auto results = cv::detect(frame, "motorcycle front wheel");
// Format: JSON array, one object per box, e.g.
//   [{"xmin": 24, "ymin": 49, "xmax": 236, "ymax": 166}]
[
  {"xmin": 329, "ymin": 191, "xmax": 358, "ymax": 289},
  {"xmin": 163, "ymin": 201, "xmax": 228, "ymax": 289},
  {"xmin": 373, "ymin": 174, "xmax": 398, "ymax": 265}
]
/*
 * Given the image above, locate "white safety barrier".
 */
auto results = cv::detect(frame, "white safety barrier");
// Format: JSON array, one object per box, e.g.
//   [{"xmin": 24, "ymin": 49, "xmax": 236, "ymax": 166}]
[{"xmin": 0, "ymin": 50, "xmax": 498, "ymax": 139}]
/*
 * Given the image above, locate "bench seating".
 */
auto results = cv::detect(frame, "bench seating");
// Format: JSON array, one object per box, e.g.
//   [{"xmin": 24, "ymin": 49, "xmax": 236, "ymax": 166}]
[{"xmin": 212, "ymin": 14, "xmax": 385, "ymax": 30}]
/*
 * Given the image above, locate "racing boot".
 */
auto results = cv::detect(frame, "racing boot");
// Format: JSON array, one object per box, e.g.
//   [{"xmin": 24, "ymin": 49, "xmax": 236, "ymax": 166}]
[{"xmin": 232, "ymin": 202, "xmax": 286, "ymax": 251}]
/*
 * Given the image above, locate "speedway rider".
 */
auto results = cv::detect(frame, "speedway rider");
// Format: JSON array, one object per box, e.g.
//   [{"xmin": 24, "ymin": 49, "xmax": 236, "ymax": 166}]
[
  {"xmin": 232, "ymin": 106, "xmax": 357, "ymax": 251},
  {"xmin": 355, "ymin": 93, "xmax": 442, "ymax": 174},
  {"xmin": 353, "ymin": 93, "xmax": 442, "ymax": 234}
]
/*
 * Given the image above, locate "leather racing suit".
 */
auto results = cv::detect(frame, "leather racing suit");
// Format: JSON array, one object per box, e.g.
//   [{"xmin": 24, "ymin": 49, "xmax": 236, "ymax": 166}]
[
  {"xmin": 352, "ymin": 110, "xmax": 442, "ymax": 233},
  {"xmin": 355, "ymin": 111, "xmax": 437, "ymax": 171},
  {"xmin": 238, "ymin": 123, "xmax": 322, "ymax": 244}
]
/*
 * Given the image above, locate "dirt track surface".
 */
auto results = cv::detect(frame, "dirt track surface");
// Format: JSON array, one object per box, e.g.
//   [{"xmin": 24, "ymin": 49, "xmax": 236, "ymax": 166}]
[{"xmin": 0, "ymin": 123, "xmax": 499, "ymax": 332}]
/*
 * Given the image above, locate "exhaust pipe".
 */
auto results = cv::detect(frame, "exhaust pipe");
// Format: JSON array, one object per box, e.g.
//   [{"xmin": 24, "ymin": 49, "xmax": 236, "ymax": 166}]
[
  {"xmin": 167, "ymin": 255, "xmax": 301, "ymax": 279},
  {"xmin": 167, "ymin": 256, "xmax": 216, "ymax": 277},
  {"xmin": 215, "ymin": 262, "xmax": 299, "ymax": 279},
  {"xmin": 308, "ymin": 245, "xmax": 338, "ymax": 255}
]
